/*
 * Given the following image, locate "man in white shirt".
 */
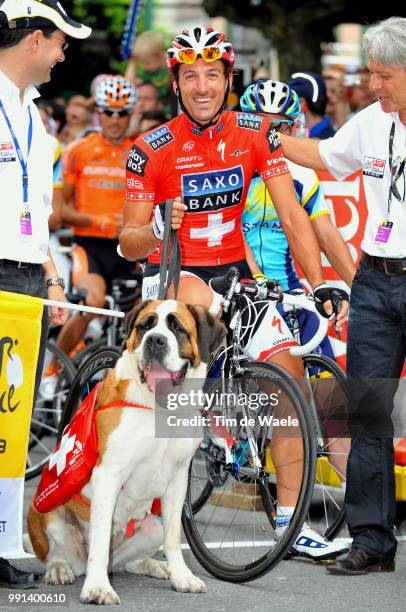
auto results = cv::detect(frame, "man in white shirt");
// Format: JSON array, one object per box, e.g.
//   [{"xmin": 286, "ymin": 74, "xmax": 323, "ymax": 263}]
[
  {"xmin": 0, "ymin": 0, "xmax": 90, "ymax": 588},
  {"xmin": 280, "ymin": 16, "xmax": 406, "ymax": 575}
]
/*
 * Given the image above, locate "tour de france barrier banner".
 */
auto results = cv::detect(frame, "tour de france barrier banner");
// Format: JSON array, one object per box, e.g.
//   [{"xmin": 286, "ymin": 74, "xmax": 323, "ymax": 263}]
[{"xmin": 0, "ymin": 291, "xmax": 43, "ymax": 557}]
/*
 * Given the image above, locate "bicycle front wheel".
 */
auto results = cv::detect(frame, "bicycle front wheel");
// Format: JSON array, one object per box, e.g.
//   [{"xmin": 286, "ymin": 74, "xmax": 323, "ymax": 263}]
[{"xmin": 182, "ymin": 360, "xmax": 316, "ymax": 582}]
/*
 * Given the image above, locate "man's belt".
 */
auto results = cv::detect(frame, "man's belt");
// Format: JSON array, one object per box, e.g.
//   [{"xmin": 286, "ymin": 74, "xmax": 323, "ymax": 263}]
[
  {"xmin": 0, "ymin": 259, "xmax": 38, "ymax": 269},
  {"xmin": 361, "ymin": 251, "xmax": 406, "ymax": 276}
]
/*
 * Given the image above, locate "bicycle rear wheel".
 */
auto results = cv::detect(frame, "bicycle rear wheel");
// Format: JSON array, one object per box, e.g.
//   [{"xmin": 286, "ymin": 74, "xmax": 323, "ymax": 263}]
[
  {"xmin": 302, "ymin": 354, "xmax": 348, "ymax": 541},
  {"xmin": 58, "ymin": 347, "xmax": 121, "ymax": 439},
  {"xmin": 26, "ymin": 340, "xmax": 76, "ymax": 480},
  {"xmin": 182, "ymin": 360, "xmax": 316, "ymax": 582}
]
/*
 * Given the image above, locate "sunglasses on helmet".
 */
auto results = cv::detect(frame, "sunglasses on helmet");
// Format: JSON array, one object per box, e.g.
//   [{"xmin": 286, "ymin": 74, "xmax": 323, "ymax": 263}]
[
  {"xmin": 99, "ymin": 109, "xmax": 130, "ymax": 118},
  {"xmin": 175, "ymin": 46, "xmax": 222, "ymax": 64}
]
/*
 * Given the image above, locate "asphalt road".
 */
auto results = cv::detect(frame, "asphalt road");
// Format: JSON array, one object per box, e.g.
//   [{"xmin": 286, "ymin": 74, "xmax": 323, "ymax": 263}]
[{"xmin": 2, "ymin": 474, "xmax": 406, "ymax": 612}]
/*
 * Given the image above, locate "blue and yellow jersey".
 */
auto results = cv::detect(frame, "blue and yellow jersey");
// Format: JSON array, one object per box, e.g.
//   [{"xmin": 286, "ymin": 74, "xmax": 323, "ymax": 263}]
[{"xmin": 242, "ymin": 160, "xmax": 330, "ymax": 290}]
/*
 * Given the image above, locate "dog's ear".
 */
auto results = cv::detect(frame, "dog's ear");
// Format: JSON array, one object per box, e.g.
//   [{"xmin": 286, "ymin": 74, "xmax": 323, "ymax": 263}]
[
  {"xmin": 186, "ymin": 305, "xmax": 227, "ymax": 363},
  {"xmin": 122, "ymin": 300, "xmax": 152, "ymax": 351}
]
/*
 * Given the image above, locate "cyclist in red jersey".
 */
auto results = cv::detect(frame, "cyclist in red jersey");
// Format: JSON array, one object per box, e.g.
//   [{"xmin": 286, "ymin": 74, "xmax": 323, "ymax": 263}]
[{"xmin": 120, "ymin": 27, "xmax": 349, "ymax": 559}]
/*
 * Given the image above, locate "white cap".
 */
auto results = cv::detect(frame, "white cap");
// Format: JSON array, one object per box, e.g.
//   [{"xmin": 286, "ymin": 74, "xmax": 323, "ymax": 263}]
[{"xmin": 0, "ymin": 0, "xmax": 91, "ymax": 39}]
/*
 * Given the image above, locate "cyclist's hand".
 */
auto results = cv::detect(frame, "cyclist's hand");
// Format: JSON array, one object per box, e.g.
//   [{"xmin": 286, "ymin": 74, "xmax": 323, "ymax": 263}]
[
  {"xmin": 313, "ymin": 284, "xmax": 349, "ymax": 331},
  {"xmin": 152, "ymin": 197, "xmax": 187, "ymax": 240}
]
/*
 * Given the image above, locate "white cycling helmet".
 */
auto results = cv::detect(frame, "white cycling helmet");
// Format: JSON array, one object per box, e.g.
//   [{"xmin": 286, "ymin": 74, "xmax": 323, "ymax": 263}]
[
  {"xmin": 167, "ymin": 26, "xmax": 235, "ymax": 73},
  {"xmin": 240, "ymin": 80, "xmax": 301, "ymax": 120},
  {"xmin": 95, "ymin": 75, "xmax": 137, "ymax": 111}
]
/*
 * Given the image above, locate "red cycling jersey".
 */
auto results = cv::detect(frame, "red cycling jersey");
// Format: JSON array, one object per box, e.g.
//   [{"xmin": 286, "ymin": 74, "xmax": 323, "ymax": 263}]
[{"xmin": 125, "ymin": 111, "xmax": 289, "ymax": 266}]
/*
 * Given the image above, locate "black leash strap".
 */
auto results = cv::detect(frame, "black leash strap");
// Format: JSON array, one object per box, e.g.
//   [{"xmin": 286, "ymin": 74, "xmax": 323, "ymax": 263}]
[{"xmin": 157, "ymin": 199, "xmax": 181, "ymax": 300}]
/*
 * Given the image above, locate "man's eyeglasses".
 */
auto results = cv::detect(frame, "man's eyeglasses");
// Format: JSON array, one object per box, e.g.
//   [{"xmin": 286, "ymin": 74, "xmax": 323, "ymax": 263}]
[
  {"xmin": 99, "ymin": 109, "xmax": 130, "ymax": 118},
  {"xmin": 51, "ymin": 34, "xmax": 69, "ymax": 52},
  {"xmin": 175, "ymin": 46, "xmax": 222, "ymax": 65}
]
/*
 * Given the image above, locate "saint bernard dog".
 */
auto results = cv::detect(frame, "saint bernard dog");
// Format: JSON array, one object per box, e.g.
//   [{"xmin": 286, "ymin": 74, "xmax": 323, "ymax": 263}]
[{"xmin": 27, "ymin": 299, "xmax": 226, "ymax": 605}]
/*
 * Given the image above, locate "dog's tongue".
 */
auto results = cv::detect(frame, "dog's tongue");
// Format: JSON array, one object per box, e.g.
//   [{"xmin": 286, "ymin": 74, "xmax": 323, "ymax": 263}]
[{"xmin": 145, "ymin": 362, "xmax": 172, "ymax": 392}]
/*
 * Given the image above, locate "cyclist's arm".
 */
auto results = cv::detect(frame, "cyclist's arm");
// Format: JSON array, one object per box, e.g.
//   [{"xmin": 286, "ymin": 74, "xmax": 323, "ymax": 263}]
[
  {"xmin": 264, "ymin": 174, "xmax": 324, "ymax": 290},
  {"xmin": 279, "ymin": 134, "xmax": 326, "ymax": 170},
  {"xmin": 119, "ymin": 199, "xmax": 158, "ymax": 260},
  {"xmin": 244, "ymin": 239, "xmax": 262, "ymax": 277},
  {"xmin": 61, "ymin": 182, "xmax": 94, "ymax": 228},
  {"xmin": 312, "ymin": 215, "xmax": 356, "ymax": 287}
]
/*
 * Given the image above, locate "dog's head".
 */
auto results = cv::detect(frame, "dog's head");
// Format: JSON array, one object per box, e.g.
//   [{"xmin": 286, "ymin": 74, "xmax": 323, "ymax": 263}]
[{"xmin": 124, "ymin": 300, "xmax": 226, "ymax": 392}]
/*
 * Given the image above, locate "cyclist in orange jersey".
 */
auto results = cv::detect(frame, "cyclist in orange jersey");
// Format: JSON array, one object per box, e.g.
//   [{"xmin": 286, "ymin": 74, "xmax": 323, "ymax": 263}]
[{"xmin": 45, "ymin": 76, "xmax": 137, "ymax": 385}]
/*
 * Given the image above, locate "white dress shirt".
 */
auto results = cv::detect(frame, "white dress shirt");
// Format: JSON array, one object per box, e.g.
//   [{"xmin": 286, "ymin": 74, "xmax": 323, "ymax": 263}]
[
  {"xmin": 319, "ymin": 101, "xmax": 406, "ymax": 258},
  {"xmin": 0, "ymin": 70, "xmax": 53, "ymax": 263}
]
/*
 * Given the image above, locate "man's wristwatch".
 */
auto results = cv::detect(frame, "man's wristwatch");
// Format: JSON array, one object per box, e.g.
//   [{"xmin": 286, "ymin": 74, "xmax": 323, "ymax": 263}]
[{"xmin": 46, "ymin": 277, "xmax": 65, "ymax": 290}]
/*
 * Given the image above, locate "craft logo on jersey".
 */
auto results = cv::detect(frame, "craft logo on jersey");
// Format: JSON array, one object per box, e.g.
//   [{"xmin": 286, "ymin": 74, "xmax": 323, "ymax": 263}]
[
  {"xmin": 237, "ymin": 113, "xmax": 262, "ymax": 131},
  {"xmin": 182, "ymin": 166, "xmax": 244, "ymax": 212},
  {"xmin": 144, "ymin": 125, "xmax": 174, "ymax": 151},
  {"xmin": 127, "ymin": 145, "xmax": 148, "ymax": 177},
  {"xmin": 363, "ymin": 156, "xmax": 386, "ymax": 178}
]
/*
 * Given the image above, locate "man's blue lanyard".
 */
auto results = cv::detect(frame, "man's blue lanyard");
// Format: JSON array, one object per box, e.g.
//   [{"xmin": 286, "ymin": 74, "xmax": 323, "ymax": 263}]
[{"xmin": 0, "ymin": 99, "xmax": 33, "ymax": 205}]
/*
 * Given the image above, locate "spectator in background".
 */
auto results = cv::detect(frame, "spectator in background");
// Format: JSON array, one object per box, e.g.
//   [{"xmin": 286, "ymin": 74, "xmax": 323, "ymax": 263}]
[
  {"xmin": 128, "ymin": 81, "xmax": 163, "ymax": 136},
  {"xmin": 59, "ymin": 94, "xmax": 93, "ymax": 144},
  {"xmin": 323, "ymin": 68, "xmax": 350, "ymax": 130},
  {"xmin": 348, "ymin": 67, "xmax": 376, "ymax": 117},
  {"xmin": 125, "ymin": 30, "xmax": 172, "ymax": 113},
  {"xmin": 138, "ymin": 109, "xmax": 169, "ymax": 134},
  {"xmin": 37, "ymin": 104, "xmax": 64, "ymax": 230},
  {"xmin": 289, "ymin": 71, "xmax": 336, "ymax": 139}
]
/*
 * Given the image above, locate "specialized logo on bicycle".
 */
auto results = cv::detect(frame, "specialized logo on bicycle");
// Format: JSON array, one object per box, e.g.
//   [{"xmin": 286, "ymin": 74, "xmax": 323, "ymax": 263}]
[{"xmin": 182, "ymin": 166, "xmax": 244, "ymax": 212}]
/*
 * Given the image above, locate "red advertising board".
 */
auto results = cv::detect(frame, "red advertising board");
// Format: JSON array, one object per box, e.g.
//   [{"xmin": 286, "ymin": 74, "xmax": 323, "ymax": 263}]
[{"xmin": 296, "ymin": 170, "xmax": 368, "ymax": 370}]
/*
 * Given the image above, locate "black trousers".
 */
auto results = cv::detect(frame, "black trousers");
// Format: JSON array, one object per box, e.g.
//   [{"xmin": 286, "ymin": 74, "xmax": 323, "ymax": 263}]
[
  {"xmin": 345, "ymin": 259, "xmax": 406, "ymax": 560},
  {"xmin": 0, "ymin": 260, "xmax": 48, "ymax": 406}
]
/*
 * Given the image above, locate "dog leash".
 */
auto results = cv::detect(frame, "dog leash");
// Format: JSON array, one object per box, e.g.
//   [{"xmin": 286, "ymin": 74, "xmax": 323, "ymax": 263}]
[{"xmin": 157, "ymin": 199, "xmax": 181, "ymax": 300}]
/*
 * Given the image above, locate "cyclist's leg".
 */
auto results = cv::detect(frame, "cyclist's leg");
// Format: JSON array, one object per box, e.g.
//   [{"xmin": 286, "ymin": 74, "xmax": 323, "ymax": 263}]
[
  {"xmin": 56, "ymin": 241, "xmax": 108, "ymax": 358},
  {"xmin": 300, "ymin": 311, "xmax": 350, "ymax": 480}
]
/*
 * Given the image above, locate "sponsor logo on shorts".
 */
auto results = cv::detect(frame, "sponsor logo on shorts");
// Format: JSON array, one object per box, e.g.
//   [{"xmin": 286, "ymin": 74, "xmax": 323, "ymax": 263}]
[
  {"xmin": 182, "ymin": 166, "xmax": 244, "ymax": 212},
  {"xmin": 143, "ymin": 125, "xmax": 174, "ymax": 151},
  {"xmin": 237, "ymin": 113, "xmax": 262, "ymax": 131},
  {"xmin": 126, "ymin": 145, "xmax": 148, "ymax": 177}
]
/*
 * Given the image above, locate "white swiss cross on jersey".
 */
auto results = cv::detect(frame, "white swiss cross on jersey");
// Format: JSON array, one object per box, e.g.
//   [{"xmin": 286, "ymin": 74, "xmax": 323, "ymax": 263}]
[{"xmin": 190, "ymin": 213, "xmax": 235, "ymax": 247}]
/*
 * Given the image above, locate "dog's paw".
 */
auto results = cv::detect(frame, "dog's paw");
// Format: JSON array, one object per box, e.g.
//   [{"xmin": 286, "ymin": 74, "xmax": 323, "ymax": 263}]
[
  {"xmin": 80, "ymin": 583, "xmax": 120, "ymax": 605},
  {"xmin": 171, "ymin": 573, "xmax": 207, "ymax": 593},
  {"xmin": 44, "ymin": 562, "xmax": 75, "ymax": 585},
  {"xmin": 126, "ymin": 557, "xmax": 170, "ymax": 580}
]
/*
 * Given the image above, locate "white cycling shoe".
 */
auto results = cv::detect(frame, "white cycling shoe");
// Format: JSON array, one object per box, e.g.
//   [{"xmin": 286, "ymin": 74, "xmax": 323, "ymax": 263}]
[{"xmin": 291, "ymin": 524, "xmax": 349, "ymax": 561}]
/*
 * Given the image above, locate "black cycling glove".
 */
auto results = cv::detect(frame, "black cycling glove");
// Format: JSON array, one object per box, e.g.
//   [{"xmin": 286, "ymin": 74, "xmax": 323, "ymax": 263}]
[{"xmin": 313, "ymin": 283, "xmax": 349, "ymax": 318}]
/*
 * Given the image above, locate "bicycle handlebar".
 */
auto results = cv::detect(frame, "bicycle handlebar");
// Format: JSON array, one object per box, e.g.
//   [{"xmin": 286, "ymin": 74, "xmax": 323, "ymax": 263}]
[{"xmin": 209, "ymin": 267, "xmax": 328, "ymax": 357}]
